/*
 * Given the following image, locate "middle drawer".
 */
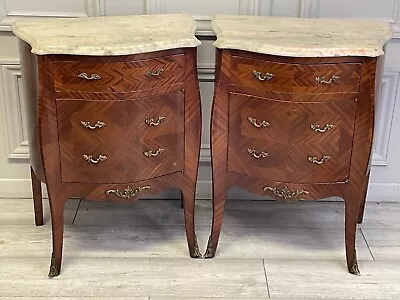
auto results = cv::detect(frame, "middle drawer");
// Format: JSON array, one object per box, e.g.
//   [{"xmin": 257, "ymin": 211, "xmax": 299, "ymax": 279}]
[{"xmin": 56, "ymin": 91, "xmax": 184, "ymax": 183}]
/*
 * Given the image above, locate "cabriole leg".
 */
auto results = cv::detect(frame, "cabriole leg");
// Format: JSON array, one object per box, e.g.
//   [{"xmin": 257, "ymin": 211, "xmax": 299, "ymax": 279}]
[{"xmin": 181, "ymin": 185, "xmax": 201, "ymax": 258}]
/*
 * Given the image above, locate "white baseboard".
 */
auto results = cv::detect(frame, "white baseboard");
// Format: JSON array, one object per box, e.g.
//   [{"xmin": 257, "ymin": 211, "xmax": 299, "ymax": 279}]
[{"xmin": 0, "ymin": 179, "xmax": 399, "ymax": 202}]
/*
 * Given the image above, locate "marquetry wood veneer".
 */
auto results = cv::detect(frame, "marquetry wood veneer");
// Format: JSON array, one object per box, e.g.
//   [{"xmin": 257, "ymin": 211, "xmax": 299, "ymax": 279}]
[
  {"xmin": 206, "ymin": 49, "xmax": 379, "ymax": 275},
  {"xmin": 19, "ymin": 41, "xmax": 202, "ymax": 277}
]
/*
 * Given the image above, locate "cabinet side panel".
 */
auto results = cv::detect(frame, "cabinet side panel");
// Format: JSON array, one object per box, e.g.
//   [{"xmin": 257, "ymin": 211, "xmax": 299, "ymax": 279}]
[{"xmin": 18, "ymin": 39, "xmax": 45, "ymax": 182}]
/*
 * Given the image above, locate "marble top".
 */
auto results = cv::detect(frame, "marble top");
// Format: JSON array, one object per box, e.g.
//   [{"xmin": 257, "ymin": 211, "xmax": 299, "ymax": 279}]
[
  {"xmin": 211, "ymin": 15, "xmax": 393, "ymax": 57},
  {"xmin": 12, "ymin": 14, "xmax": 201, "ymax": 56}
]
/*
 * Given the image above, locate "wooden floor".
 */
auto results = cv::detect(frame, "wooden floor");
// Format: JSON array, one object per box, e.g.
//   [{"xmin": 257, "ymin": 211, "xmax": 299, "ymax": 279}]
[{"xmin": 0, "ymin": 197, "xmax": 400, "ymax": 299}]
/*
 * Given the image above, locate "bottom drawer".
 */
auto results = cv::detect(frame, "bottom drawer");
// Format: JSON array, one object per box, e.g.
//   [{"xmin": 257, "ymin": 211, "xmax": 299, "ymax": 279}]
[
  {"xmin": 227, "ymin": 93, "xmax": 356, "ymax": 183},
  {"xmin": 57, "ymin": 91, "xmax": 184, "ymax": 183}
]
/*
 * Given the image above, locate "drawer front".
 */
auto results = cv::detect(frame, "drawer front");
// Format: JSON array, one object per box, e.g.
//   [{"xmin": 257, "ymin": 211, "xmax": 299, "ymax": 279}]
[
  {"xmin": 53, "ymin": 54, "xmax": 185, "ymax": 93},
  {"xmin": 231, "ymin": 56, "xmax": 362, "ymax": 94},
  {"xmin": 57, "ymin": 91, "xmax": 184, "ymax": 183},
  {"xmin": 227, "ymin": 93, "xmax": 356, "ymax": 183}
]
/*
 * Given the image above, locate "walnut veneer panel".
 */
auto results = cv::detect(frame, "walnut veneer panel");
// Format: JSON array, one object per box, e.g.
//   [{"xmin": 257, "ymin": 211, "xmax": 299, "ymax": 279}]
[{"xmin": 208, "ymin": 49, "xmax": 378, "ymax": 277}]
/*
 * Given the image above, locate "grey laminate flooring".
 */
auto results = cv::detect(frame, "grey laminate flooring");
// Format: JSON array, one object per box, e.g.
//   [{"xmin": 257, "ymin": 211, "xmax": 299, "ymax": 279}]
[{"xmin": 0, "ymin": 198, "xmax": 399, "ymax": 299}]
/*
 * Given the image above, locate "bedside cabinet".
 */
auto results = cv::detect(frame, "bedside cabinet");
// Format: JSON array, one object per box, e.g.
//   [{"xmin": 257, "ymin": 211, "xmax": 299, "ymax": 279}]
[
  {"xmin": 12, "ymin": 14, "xmax": 202, "ymax": 277},
  {"xmin": 206, "ymin": 15, "xmax": 392, "ymax": 275}
]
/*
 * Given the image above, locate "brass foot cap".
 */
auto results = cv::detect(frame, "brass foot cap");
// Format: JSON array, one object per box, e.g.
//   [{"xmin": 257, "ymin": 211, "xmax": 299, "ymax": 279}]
[
  {"xmin": 348, "ymin": 262, "xmax": 361, "ymax": 276},
  {"xmin": 48, "ymin": 266, "xmax": 60, "ymax": 278}
]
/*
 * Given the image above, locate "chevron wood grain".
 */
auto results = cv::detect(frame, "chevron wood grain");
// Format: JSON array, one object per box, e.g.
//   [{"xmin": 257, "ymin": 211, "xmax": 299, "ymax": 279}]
[
  {"xmin": 207, "ymin": 49, "xmax": 378, "ymax": 276},
  {"xmin": 19, "ymin": 42, "xmax": 202, "ymax": 277}
]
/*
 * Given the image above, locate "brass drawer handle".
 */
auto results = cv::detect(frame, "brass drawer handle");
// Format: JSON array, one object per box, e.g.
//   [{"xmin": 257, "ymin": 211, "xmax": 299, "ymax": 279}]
[
  {"xmin": 253, "ymin": 70, "xmax": 274, "ymax": 81},
  {"xmin": 106, "ymin": 185, "xmax": 150, "ymax": 199},
  {"xmin": 146, "ymin": 68, "xmax": 164, "ymax": 77},
  {"xmin": 308, "ymin": 155, "xmax": 331, "ymax": 165},
  {"xmin": 248, "ymin": 117, "xmax": 270, "ymax": 128},
  {"xmin": 248, "ymin": 148, "xmax": 269, "ymax": 159},
  {"xmin": 315, "ymin": 75, "xmax": 340, "ymax": 84},
  {"xmin": 263, "ymin": 186, "xmax": 309, "ymax": 202},
  {"xmin": 77, "ymin": 73, "xmax": 102, "ymax": 80},
  {"xmin": 83, "ymin": 154, "xmax": 107, "ymax": 164},
  {"xmin": 80, "ymin": 121, "xmax": 106, "ymax": 130},
  {"xmin": 144, "ymin": 148, "xmax": 165, "ymax": 157},
  {"xmin": 145, "ymin": 117, "xmax": 166, "ymax": 126},
  {"xmin": 311, "ymin": 123, "xmax": 334, "ymax": 133}
]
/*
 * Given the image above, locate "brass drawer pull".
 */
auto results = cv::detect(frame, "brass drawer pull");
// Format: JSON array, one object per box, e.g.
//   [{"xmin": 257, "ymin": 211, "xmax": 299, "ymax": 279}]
[
  {"xmin": 252, "ymin": 70, "xmax": 274, "ymax": 81},
  {"xmin": 83, "ymin": 154, "xmax": 107, "ymax": 164},
  {"xmin": 315, "ymin": 75, "xmax": 340, "ymax": 84},
  {"xmin": 311, "ymin": 123, "xmax": 334, "ymax": 133},
  {"xmin": 263, "ymin": 186, "xmax": 309, "ymax": 202},
  {"xmin": 145, "ymin": 117, "xmax": 166, "ymax": 126},
  {"xmin": 248, "ymin": 117, "xmax": 270, "ymax": 128},
  {"xmin": 106, "ymin": 185, "xmax": 150, "ymax": 199},
  {"xmin": 80, "ymin": 120, "xmax": 106, "ymax": 130},
  {"xmin": 248, "ymin": 148, "xmax": 269, "ymax": 159},
  {"xmin": 77, "ymin": 73, "xmax": 102, "ymax": 80},
  {"xmin": 144, "ymin": 148, "xmax": 165, "ymax": 157},
  {"xmin": 308, "ymin": 155, "xmax": 331, "ymax": 165},
  {"xmin": 146, "ymin": 68, "xmax": 164, "ymax": 77}
]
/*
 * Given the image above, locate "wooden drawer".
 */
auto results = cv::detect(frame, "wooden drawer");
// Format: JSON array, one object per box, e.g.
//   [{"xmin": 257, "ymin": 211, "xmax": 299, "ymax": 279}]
[
  {"xmin": 57, "ymin": 91, "xmax": 184, "ymax": 183},
  {"xmin": 231, "ymin": 56, "xmax": 362, "ymax": 95},
  {"xmin": 53, "ymin": 54, "xmax": 185, "ymax": 93},
  {"xmin": 227, "ymin": 93, "xmax": 356, "ymax": 183}
]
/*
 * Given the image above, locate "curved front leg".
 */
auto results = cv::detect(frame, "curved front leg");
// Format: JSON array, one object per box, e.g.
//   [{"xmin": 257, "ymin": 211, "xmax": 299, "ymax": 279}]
[
  {"xmin": 204, "ymin": 182, "xmax": 227, "ymax": 258},
  {"xmin": 47, "ymin": 189, "xmax": 68, "ymax": 277},
  {"xmin": 180, "ymin": 185, "xmax": 201, "ymax": 258},
  {"xmin": 344, "ymin": 195, "xmax": 361, "ymax": 275}
]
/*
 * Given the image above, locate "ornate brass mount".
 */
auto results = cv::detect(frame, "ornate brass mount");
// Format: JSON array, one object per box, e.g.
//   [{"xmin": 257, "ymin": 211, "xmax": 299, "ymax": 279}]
[
  {"xmin": 203, "ymin": 235, "xmax": 215, "ymax": 258},
  {"xmin": 80, "ymin": 120, "xmax": 106, "ymax": 130},
  {"xmin": 77, "ymin": 72, "xmax": 101, "ymax": 80},
  {"xmin": 311, "ymin": 123, "xmax": 334, "ymax": 133},
  {"xmin": 83, "ymin": 154, "xmax": 108, "ymax": 164},
  {"xmin": 308, "ymin": 155, "xmax": 331, "ymax": 165},
  {"xmin": 248, "ymin": 148, "xmax": 269, "ymax": 159},
  {"xmin": 252, "ymin": 70, "xmax": 275, "ymax": 81},
  {"xmin": 106, "ymin": 185, "xmax": 150, "ymax": 199},
  {"xmin": 145, "ymin": 116, "xmax": 166, "ymax": 126},
  {"xmin": 144, "ymin": 148, "xmax": 164, "ymax": 157},
  {"xmin": 315, "ymin": 75, "xmax": 340, "ymax": 84},
  {"xmin": 190, "ymin": 235, "xmax": 203, "ymax": 258},
  {"xmin": 146, "ymin": 68, "xmax": 164, "ymax": 77},
  {"xmin": 248, "ymin": 117, "xmax": 270, "ymax": 128},
  {"xmin": 348, "ymin": 249, "xmax": 360, "ymax": 276},
  {"xmin": 263, "ymin": 186, "xmax": 309, "ymax": 203},
  {"xmin": 48, "ymin": 252, "xmax": 60, "ymax": 278}
]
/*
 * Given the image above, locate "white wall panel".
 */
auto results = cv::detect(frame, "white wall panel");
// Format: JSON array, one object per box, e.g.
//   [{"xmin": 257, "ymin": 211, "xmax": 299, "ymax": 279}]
[
  {"xmin": 318, "ymin": 0, "xmax": 396, "ymax": 19},
  {"xmin": 165, "ymin": 0, "xmax": 240, "ymax": 15},
  {"xmin": 271, "ymin": 0, "xmax": 301, "ymax": 17},
  {"xmin": 5, "ymin": 0, "xmax": 88, "ymax": 17},
  {"xmin": 101, "ymin": 0, "xmax": 144, "ymax": 16}
]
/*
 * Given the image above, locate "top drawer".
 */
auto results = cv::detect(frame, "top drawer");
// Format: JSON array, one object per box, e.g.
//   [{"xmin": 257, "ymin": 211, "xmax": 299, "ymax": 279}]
[
  {"xmin": 231, "ymin": 56, "xmax": 362, "ymax": 94},
  {"xmin": 53, "ymin": 54, "xmax": 185, "ymax": 93}
]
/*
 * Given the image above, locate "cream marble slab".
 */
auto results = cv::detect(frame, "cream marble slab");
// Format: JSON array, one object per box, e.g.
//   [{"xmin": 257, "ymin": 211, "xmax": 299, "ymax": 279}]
[
  {"xmin": 12, "ymin": 14, "xmax": 201, "ymax": 56},
  {"xmin": 212, "ymin": 15, "xmax": 392, "ymax": 57}
]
